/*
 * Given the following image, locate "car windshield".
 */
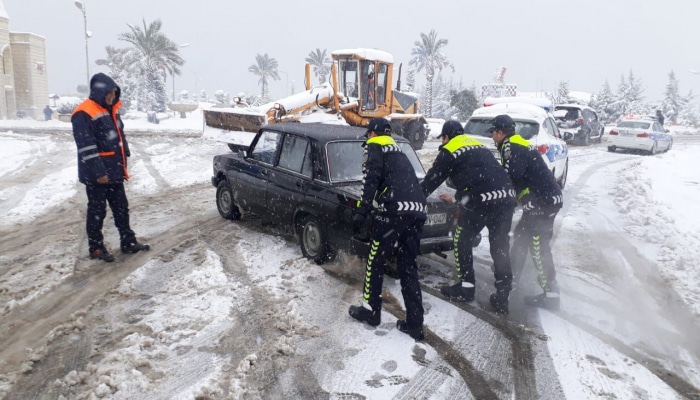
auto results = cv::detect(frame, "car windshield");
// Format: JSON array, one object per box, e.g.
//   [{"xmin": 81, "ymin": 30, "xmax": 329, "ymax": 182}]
[
  {"xmin": 465, "ymin": 118, "xmax": 540, "ymax": 140},
  {"xmin": 618, "ymin": 121, "xmax": 651, "ymax": 129},
  {"xmin": 326, "ymin": 140, "xmax": 425, "ymax": 183}
]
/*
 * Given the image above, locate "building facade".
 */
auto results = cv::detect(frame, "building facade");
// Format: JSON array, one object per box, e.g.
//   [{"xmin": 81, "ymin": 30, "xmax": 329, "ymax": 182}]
[{"xmin": 0, "ymin": 1, "xmax": 49, "ymax": 120}]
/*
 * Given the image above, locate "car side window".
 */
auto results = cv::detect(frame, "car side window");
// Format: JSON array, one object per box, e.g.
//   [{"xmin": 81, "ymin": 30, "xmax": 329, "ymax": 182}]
[
  {"xmin": 278, "ymin": 135, "xmax": 312, "ymax": 178},
  {"xmin": 250, "ymin": 131, "xmax": 282, "ymax": 165},
  {"xmin": 543, "ymin": 118, "xmax": 558, "ymax": 138}
]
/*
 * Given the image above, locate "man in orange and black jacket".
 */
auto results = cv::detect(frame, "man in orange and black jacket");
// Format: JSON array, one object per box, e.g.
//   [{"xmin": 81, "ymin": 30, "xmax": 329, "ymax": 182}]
[{"xmin": 72, "ymin": 73, "xmax": 150, "ymax": 262}]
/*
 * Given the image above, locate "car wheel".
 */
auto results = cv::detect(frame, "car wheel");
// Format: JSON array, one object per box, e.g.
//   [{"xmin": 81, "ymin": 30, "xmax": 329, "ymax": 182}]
[
  {"xmin": 557, "ymin": 159, "xmax": 568, "ymax": 189},
  {"xmin": 667, "ymin": 138, "xmax": 673, "ymax": 151},
  {"xmin": 298, "ymin": 215, "xmax": 335, "ymax": 264},
  {"xmin": 648, "ymin": 141, "xmax": 658, "ymax": 155},
  {"xmin": 216, "ymin": 180, "xmax": 241, "ymax": 220},
  {"xmin": 580, "ymin": 131, "xmax": 590, "ymax": 146},
  {"xmin": 607, "ymin": 145, "xmax": 616, "ymax": 152}
]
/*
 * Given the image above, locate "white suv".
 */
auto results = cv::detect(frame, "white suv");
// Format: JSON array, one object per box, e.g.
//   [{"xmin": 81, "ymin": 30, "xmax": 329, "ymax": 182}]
[{"xmin": 464, "ymin": 102, "xmax": 571, "ymax": 188}]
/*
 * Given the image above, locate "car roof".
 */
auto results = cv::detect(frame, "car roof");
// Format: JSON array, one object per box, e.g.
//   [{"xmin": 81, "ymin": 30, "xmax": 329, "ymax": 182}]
[
  {"xmin": 262, "ymin": 122, "xmax": 409, "ymax": 145},
  {"xmin": 470, "ymin": 103, "xmax": 548, "ymax": 122},
  {"xmin": 618, "ymin": 118, "xmax": 655, "ymax": 124},
  {"xmin": 555, "ymin": 104, "xmax": 593, "ymax": 111}
]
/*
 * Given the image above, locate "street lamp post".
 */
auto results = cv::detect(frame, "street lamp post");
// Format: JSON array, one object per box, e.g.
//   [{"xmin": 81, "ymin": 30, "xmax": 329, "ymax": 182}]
[{"xmin": 74, "ymin": 0, "xmax": 90, "ymax": 90}]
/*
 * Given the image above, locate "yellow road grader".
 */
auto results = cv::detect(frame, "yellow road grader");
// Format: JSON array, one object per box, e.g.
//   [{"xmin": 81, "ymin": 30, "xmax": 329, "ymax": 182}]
[{"xmin": 203, "ymin": 48, "xmax": 430, "ymax": 150}]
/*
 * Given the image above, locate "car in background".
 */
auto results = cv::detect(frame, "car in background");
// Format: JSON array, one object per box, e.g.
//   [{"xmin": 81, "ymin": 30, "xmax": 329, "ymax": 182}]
[
  {"xmin": 553, "ymin": 104, "xmax": 604, "ymax": 145},
  {"xmin": 607, "ymin": 118, "xmax": 672, "ymax": 155},
  {"xmin": 464, "ymin": 102, "xmax": 571, "ymax": 188}
]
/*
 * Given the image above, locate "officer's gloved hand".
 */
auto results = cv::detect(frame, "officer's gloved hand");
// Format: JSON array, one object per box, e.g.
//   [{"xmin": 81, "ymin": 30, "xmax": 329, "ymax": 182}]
[{"xmin": 353, "ymin": 212, "xmax": 367, "ymax": 236}]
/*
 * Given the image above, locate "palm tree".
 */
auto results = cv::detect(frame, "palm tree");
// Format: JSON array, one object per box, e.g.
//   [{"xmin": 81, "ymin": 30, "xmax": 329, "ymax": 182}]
[
  {"xmin": 117, "ymin": 19, "xmax": 185, "ymax": 111},
  {"xmin": 305, "ymin": 48, "xmax": 331, "ymax": 84},
  {"xmin": 409, "ymin": 30, "xmax": 454, "ymax": 117},
  {"xmin": 119, "ymin": 19, "xmax": 184, "ymax": 79},
  {"xmin": 248, "ymin": 53, "xmax": 281, "ymax": 101}
]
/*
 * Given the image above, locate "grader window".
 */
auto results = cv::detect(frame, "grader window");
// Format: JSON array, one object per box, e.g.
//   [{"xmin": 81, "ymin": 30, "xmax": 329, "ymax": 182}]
[{"xmin": 338, "ymin": 60, "xmax": 358, "ymax": 97}]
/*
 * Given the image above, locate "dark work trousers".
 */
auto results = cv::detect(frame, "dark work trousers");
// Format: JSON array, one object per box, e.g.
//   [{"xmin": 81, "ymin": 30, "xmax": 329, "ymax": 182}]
[
  {"xmin": 362, "ymin": 214, "xmax": 425, "ymax": 328},
  {"xmin": 453, "ymin": 202, "xmax": 515, "ymax": 291},
  {"xmin": 85, "ymin": 182, "xmax": 135, "ymax": 251},
  {"xmin": 511, "ymin": 208, "xmax": 559, "ymax": 292}
]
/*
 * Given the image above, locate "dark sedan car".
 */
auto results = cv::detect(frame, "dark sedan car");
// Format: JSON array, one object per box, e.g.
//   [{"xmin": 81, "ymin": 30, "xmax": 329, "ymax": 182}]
[{"xmin": 211, "ymin": 123, "xmax": 457, "ymax": 264}]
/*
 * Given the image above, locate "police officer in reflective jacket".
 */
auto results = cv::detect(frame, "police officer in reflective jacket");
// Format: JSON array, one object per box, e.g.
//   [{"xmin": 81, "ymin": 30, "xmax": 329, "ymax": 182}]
[
  {"xmin": 348, "ymin": 117, "xmax": 427, "ymax": 340},
  {"xmin": 72, "ymin": 73, "xmax": 150, "ymax": 262},
  {"xmin": 421, "ymin": 120, "xmax": 517, "ymax": 314},
  {"xmin": 491, "ymin": 114, "xmax": 563, "ymax": 309}
]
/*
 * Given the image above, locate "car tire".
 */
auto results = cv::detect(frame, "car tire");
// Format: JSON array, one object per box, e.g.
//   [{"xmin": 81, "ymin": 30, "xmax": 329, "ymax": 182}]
[
  {"xmin": 648, "ymin": 141, "xmax": 658, "ymax": 155},
  {"xmin": 557, "ymin": 159, "xmax": 568, "ymax": 189},
  {"xmin": 298, "ymin": 215, "xmax": 335, "ymax": 264},
  {"xmin": 216, "ymin": 180, "xmax": 241, "ymax": 220},
  {"xmin": 405, "ymin": 121, "xmax": 425, "ymax": 150},
  {"xmin": 607, "ymin": 145, "xmax": 616, "ymax": 152},
  {"xmin": 667, "ymin": 138, "xmax": 673, "ymax": 151},
  {"xmin": 580, "ymin": 131, "xmax": 590, "ymax": 146}
]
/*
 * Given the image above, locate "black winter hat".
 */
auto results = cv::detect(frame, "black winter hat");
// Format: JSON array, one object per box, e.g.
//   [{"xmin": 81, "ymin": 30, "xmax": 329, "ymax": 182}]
[
  {"xmin": 488, "ymin": 114, "xmax": 516, "ymax": 134},
  {"xmin": 438, "ymin": 120, "xmax": 464, "ymax": 139},
  {"xmin": 365, "ymin": 117, "xmax": 392, "ymax": 136}
]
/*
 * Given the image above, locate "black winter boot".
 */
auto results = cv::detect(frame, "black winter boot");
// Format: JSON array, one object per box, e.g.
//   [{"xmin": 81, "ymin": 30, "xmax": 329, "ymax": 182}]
[
  {"xmin": 489, "ymin": 289, "xmax": 509, "ymax": 315},
  {"xmin": 396, "ymin": 320, "xmax": 425, "ymax": 341},
  {"xmin": 440, "ymin": 282, "xmax": 475, "ymax": 302},
  {"xmin": 89, "ymin": 248, "xmax": 115, "ymax": 263},
  {"xmin": 349, "ymin": 305, "xmax": 381, "ymax": 326},
  {"xmin": 121, "ymin": 240, "xmax": 151, "ymax": 254}
]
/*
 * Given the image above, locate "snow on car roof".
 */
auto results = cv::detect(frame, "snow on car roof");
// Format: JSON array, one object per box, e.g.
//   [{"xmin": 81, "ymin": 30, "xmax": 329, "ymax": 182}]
[
  {"xmin": 472, "ymin": 102, "xmax": 548, "ymax": 121},
  {"xmin": 331, "ymin": 48, "xmax": 393, "ymax": 63},
  {"xmin": 555, "ymin": 104, "xmax": 594, "ymax": 110},
  {"xmin": 483, "ymin": 96, "xmax": 552, "ymax": 111}
]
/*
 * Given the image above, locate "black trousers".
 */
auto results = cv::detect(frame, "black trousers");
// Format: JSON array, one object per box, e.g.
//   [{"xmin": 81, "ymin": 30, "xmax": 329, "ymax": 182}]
[
  {"xmin": 454, "ymin": 202, "xmax": 515, "ymax": 291},
  {"xmin": 511, "ymin": 207, "xmax": 559, "ymax": 292},
  {"xmin": 362, "ymin": 214, "xmax": 425, "ymax": 328},
  {"xmin": 85, "ymin": 183, "xmax": 135, "ymax": 251}
]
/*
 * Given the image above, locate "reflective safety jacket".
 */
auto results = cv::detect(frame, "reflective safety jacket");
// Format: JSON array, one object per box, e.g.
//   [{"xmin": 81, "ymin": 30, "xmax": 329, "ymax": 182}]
[
  {"xmin": 358, "ymin": 135, "xmax": 427, "ymax": 218},
  {"xmin": 421, "ymin": 134, "xmax": 516, "ymax": 207},
  {"xmin": 71, "ymin": 73, "xmax": 130, "ymax": 184},
  {"xmin": 497, "ymin": 134, "xmax": 563, "ymax": 208}
]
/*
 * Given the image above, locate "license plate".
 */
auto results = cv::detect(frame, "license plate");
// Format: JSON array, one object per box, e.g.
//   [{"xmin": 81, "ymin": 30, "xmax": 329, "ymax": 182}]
[
  {"xmin": 621, "ymin": 130, "xmax": 634, "ymax": 136},
  {"xmin": 426, "ymin": 213, "xmax": 446, "ymax": 226}
]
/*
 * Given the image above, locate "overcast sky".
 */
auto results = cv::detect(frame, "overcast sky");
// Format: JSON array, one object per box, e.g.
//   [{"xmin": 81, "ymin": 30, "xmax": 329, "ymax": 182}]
[{"xmin": 4, "ymin": 0, "xmax": 700, "ymax": 103}]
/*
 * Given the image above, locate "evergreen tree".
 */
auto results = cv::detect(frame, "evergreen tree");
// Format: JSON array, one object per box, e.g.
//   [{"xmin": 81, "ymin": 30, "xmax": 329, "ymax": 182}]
[
  {"xmin": 662, "ymin": 70, "xmax": 684, "ymax": 124},
  {"xmin": 409, "ymin": 29, "xmax": 454, "ymax": 117},
  {"xmin": 680, "ymin": 91, "xmax": 698, "ymax": 127},
  {"xmin": 450, "ymin": 88, "xmax": 479, "ymax": 121},
  {"xmin": 248, "ymin": 53, "xmax": 281, "ymax": 101},
  {"xmin": 591, "ymin": 81, "xmax": 616, "ymax": 123},
  {"xmin": 626, "ymin": 70, "xmax": 646, "ymax": 115},
  {"xmin": 613, "ymin": 74, "xmax": 631, "ymax": 120},
  {"xmin": 304, "ymin": 48, "xmax": 331, "ymax": 84}
]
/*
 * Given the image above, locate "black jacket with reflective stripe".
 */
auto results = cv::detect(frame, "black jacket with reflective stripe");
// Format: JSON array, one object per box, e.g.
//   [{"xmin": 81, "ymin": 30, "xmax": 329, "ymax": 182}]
[
  {"xmin": 497, "ymin": 134, "xmax": 563, "ymax": 207},
  {"xmin": 421, "ymin": 134, "xmax": 516, "ymax": 208},
  {"xmin": 359, "ymin": 136, "xmax": 426, "ymax": 218}
]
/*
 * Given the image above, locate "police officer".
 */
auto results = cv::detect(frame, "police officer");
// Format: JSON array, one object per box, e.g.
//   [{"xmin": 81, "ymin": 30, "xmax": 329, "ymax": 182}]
[
  {"xmin": 348, "ymin": 117, "xmax": 427, "ymax": 340},
  {"xmin": 491, "ymin": 114, "xmax": 563, "ymax": 309},
  {"xmin": 72, "ymin": 73, "xmax": 150, "ymax": 262},
  {"xmin": 421, "ymin": 120, "xmax": 517, "ymax": 314}
]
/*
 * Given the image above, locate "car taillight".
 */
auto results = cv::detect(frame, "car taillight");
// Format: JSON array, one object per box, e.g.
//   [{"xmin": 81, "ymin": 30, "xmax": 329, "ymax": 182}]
[
  {"xmin": 609, "ymin": 130, "xmax": 619, "ymax": 136},
  {"xmin": 578, "ymin": 117, "xmax": 584, "ymax": 126},
  {"xmin": 636, "ymin": 132, "xmax": 650, "ymax": 138},
  {"xmin": 537, "ymin": 144, "xmax": 549, "ymax": 155}
]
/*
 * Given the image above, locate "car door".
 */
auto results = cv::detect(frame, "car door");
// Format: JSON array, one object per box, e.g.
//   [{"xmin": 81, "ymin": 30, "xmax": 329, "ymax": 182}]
[
  {"xmin": 267, "ymin": 134, "xmax": 313, "ymax": 225},
  {"xmin": 237, "ymin": 130, "xmax": 282, "ymax": 216},
  {"xmin": 651, "ymin": 122, "xmax": 671, "ymax": 149},
  {"xmin": 583, "ymin": 109, "xmax": 602, "ymax": 138}
]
